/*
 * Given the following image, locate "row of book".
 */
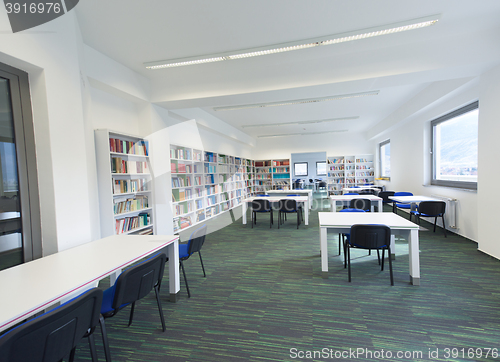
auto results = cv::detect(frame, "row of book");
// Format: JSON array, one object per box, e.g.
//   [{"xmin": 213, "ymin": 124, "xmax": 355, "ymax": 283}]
[
  {"xmin": 172, "ymin": 176, "xmax": 192, "ymax": 188},
  {"xmin": 113, "ymin": 179, "xmax": 148, "ymax": 194},
  {"xmin": 111, "ymin": 157, "xmax": 149, "ymax": 174},
  {"xmin": 170, "ymin": 147, "xmax": 192, "ymax": 160},
  {"xmin": 273, "ymin": 167, "xmax": 290, "ymax": 173},
  {"xmin": 204, "ymin": 152, "xmax": 217, "ymax": 163},
  {"xmin": 356, "ymin": 172, "xmax": 374, "ymax": 176},
  {"xmin": 329, "ymin": 165, "xmax": 345, "ymax": 170},
  {"xmin": 255, "ymin": 161, "xmax": 272, "ymax": 167},
  {"xmin": 207, "ymin": 195, "xmax": 217, "ymax": 206},
  {"xmin": 256, "ymin": 168, "xmax": 272, "ymax": 173},
  {"xmin": 328, "ymin": 158, "xmax": 344, "ymax": 164},
  {"xmin": 356, "ymin": 165, "xmax": 373, "ymax": 170},
  {"xmin": 218, "ymin": 155, "xmax": 234, "ymax": 164},
  {"xmin": 204, "ymin": 165, "xmax": 217, "ymax": 173},
  {"xmin": 173, "ymin": 216, "xmax": 192, "ymax": 233},
  {"xmin": 171, "ymin": 163, "xmax": 194, "ymax": 173},
  {"xmin": 328, "ymin": 172, "xmax": 344, "ymax": 178},
  {"xmin": 110, "ymin": 138, "xmax": 149, "ymax": 156},
  {"xmin": 273, "ymin": 160, "xmax": 289, "ymax": 166},
  {"xmin": 172, "ymin": 188, "xmax": 193, "ymax": 202},
  {"xmin": 173, "ymin": 202, "xmax": 193, "ymax": 217},
  {"xmin": 255, "ymin": 174, "xmax": 272, "ymax": 180},
  {"xmin": 113, "ymin": 195, "xmax": 149, "ymax": 215},
  {"xmin": 356, "ymin": 158, "xmax": 372, "ymax": 163},
  {"xmin": 115, "ymin": 213, "xmax": 150, "ymax": 234},
  {"xmin": 205, "ymin": 185, "xmax": 219, "ymax": 195},
  {"xmin": 273, "ymin": 173, "xmax": 290, "ymax": 179}
]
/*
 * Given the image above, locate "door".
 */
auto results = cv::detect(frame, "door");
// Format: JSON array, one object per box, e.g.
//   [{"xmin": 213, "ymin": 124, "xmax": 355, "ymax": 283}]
[{"xmin": 0, "ymin": 62, "xmax": 41, "ymax": 270}]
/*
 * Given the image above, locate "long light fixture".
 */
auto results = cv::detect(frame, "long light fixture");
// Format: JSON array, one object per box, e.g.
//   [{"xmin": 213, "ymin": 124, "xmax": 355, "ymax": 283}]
[
  {"xmin": 144, "ymin": 15, "xmax": 440, "ymax": 70},
  {"xmin": 258, "ymin": 130, "xmax": 348, "ymax": 138},
  {"xmin": 214, "ymin": 91, "xmax": 379, "ymax": 111},
  {"xmin": 241, "ymin": 116, "xmax": 359, "ymax": 128}
]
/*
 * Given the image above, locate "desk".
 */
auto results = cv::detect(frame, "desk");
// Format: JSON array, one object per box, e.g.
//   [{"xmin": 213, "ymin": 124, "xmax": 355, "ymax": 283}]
[
  {"xmin": 266, "ymin": 189, "xmax": 313, "ymax": 209},
  {"xmin": 0, "ymin": 234, "xmax": 179, "ymax": 333},
  {"xmin": 242, "ymin": 196, "xmax": 309, "ymax": 226},
  {"xmin": 342, "ymin": 186, "xmax": 381, "ymax": 194},
  {"xmin": 329, "ymin": 195, "xmax": 382, "ymax": 213},
  {"xmin": 318, "ymin": 212, "xmax": 420, "ymax": 285},
  {"xmin": 389, "ymin": 195, "xmax": 440, "ymax": 211}
]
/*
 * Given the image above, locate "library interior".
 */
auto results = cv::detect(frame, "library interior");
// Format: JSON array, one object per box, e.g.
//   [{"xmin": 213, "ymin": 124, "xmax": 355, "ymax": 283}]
[{"xmin": 1, "ymin": 1, "xmax": 500, "ymax": 361}]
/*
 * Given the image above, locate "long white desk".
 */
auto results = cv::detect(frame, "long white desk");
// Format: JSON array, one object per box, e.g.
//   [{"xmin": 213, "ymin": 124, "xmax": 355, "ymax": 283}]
[
  {"xmin": 342, "ymin": 185, "xmax": 380, "ymax": 194},
  {"xmin": 329, "ymin": 195, "xmax": 382, "ymax": 212},
  {"xmin": 319, "ymin": 212, "xmax": 420, "ymax": 285},
  {"xmin": 0, "ymin": 234, "xmax": 179, "ymax": 333},
  {"xmin": 389, "ymin": 195, "xmax": 441, "ymax": 211},
  {"xmin": 242, "ymin": 196, "xmax": 309, "ymax": 226},
  {"xmin": 265, "ymin": 189, "xmax": 313, "ymax": 209}
]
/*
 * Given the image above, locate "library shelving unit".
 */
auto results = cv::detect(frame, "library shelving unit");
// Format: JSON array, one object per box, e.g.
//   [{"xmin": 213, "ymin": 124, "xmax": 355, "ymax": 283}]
[
  {"xmin": 271, "ymin": 159, "xmax": 291, "ymax": 190},
  {"xmin": 170, "ymin": 144, "xmax": 253, "ymax": 233},
  {"xmin": 326, "ymin": 154, "xmax": 374, "ymax": 194},
  {"xmin": 254, "ymin": 160, "xmax": 272, "ymax": 194},
  {"xmin": 243, "ymin": 158, "xmax": 255, "ymax": 195},
  {"xmin": 95, "ymin": 129, "xmax": 154, "ymax": 237}
]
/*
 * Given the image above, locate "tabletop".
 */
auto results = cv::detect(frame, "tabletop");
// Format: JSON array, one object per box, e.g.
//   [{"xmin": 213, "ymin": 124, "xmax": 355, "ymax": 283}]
[
  {"xmin": 389, "ymin": 195, "xmax": 441, "ymax": 203},
  {"xmin": 319, "ymin": 212, "xmax": 419, "ymax": 229},
  {"xmin": 0, "ymin": 234, "xmax": 178, "ymax": 332}
]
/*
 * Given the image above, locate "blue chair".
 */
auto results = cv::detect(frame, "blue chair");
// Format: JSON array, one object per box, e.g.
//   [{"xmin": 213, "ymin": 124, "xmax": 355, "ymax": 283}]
[
  {"xmin": 0, "ymin": 288, "xmax": 106, "ymax": 362},
  {"xmin": 410, "ymin": 201, "xmax": 447, "ymax": 237},
  {"xmin": 392, "ymin": 192, "xmax": 413, "ymax": 215},
  {"xmin": 251, "ymin": 199, "xmax": 273, "ymax": 228},
  {"xmin": 344, "ymin": 192, "xmax": 359, "ymax": 195},
  {"xmin": 278, "ymin": 199, "xmax": 302, "ymax": 229},
  {"xmin": 100, "ymin": 253, "xmax": 167, "ymax": 360},
  {"xmin": 345, "ymin": 224, "xmax": 393, "ymax": 285},
  {"xmin": 179, "ymin": 225, "xmax": 208, "ymax": 297},
  {"xmin": 337, "ymin": 208, "xmax": 365, "ymax": 255},
  {"xmin": 349, "ymin": 198, "xmax": 371, "ymax": 212},
  {"xmin": 378, "ymin": 191, "xmax": 395, "ymax": 211}
]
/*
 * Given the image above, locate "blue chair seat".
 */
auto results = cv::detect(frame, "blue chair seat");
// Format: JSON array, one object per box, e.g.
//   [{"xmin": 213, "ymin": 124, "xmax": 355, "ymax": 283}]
[
  {"xmin": 179, "ymin": 242, "xmax": 190, "ymax": 259},
  {"xmin": 101, "ymin": 286, "xmax": 129, "ymax": 315}
]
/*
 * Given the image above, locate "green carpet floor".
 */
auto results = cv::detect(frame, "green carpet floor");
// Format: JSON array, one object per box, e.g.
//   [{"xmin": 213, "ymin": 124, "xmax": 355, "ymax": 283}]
[{"xmin": 74, "ymin": 198, "xmax": 500, "ymax": 362}]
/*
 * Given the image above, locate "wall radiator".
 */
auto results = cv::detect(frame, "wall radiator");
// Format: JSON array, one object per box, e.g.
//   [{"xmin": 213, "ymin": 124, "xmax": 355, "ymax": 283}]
[{"xmin": 430, "ymin": 194, "xmax": 458, "ymax": 229}]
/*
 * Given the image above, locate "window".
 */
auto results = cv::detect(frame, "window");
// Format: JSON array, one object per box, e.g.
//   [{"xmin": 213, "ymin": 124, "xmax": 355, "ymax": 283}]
[
  {"xmin": 316, "ymin": 161, "xmax": 326, "ymax": 176},
  {"xmin": 379, "ymin": 140, "xmax": 390, "ymax": 179},
  {"xmin": 431, "ymin": 101, "xmax": 478, "ymax": 190},
  {"xmin": 294, "ymin": 162, "xmax": 308, "ymax": 176}
]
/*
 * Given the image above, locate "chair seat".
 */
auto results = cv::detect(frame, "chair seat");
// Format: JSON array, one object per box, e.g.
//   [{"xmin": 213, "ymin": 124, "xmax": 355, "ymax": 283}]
[
  {"xmin": 410, "ymin": 210, "xmax": 443, "ymax": 217},
  {"xmin": 179, "ymin": 243, "xmax": 190, "ymax": 259},
  {"xmin": 396, "ymin": 203, "xmax": 411, "ymax": 209}
]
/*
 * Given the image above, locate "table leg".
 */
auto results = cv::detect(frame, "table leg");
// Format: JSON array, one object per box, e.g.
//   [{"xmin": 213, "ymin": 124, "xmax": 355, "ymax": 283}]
[
  {"xmin": 390, "ymin": 235, "xmax": 395, "ymax": 260},
  {"xmin": 378, "ymin": 200, "xmax": 382, "ymax": 212},
  {"xmin": 408, "ymin": 228, "xmax": 420, "ymax": 285},
  {"xmin": 167, "ymin": 239, "xmax": 181, "ymax": 301},
  {"xmin": 242, "ymin": 201, "xmax": 247, "ymax": 224},
  {"xmin": 110, "ymin": 270, "xmax": 121, "ymax": 285},
  {"xmin": 304, "ymin": 200, "xmax": 309, "ymax": 225},
  {"xmin": 330, "ymin": 199, "xmax": 337, "ymax": 212},
  {"xmin": 320, "ymin": 226, "xmax": 328, "ymax": 277}
]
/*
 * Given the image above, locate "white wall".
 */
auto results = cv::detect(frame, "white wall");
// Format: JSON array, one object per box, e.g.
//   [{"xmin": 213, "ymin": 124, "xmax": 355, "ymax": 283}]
[
  {"xmin": 291, "ymin": 152, "xmax": 327, "ymax": 180},
  {"xmin": 477, "ymin": 63, "xmax": 500, "ymax": 258},
  {"xmin": 368, "ymin": 78, "xmax": 482, "ymax": 242}
]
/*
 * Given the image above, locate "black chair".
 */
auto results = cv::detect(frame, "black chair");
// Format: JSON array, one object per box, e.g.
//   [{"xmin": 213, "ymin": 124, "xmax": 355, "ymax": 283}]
[
  {"xmin": 392, "ymin": 192, "xmax": 413, "ymax": 214},
  {"xmin": 100, "ymin": 253, "xmax": 167, "ymax": 360},
  {"xmin": 410, "ymin": 201, "xmax": 447, "ymax": 237},
  {"xmin": 378, "ymin": 191, "xmax": 395, "ymax": 211},
  {"xmin": 349, "ymin": 198, "xmax": 372, "ymax": 212},
  {"xmin": 344, "ymin": 224, "xmax": 393, "ymax": 285},
  {"xmin": 278, "ymin": 199, "xmax": 302, "ymax": 229},
  {"xmin": 179, "ymin": 224, "xmax": 208, "ymax": 298},
  {"xmin": 0, "ymin": 288, "xmax": 106, "ymax": 362},
  {"xmin": 251, "ymin": 199, "xmax": 273, "ymax": 228},
  {"xmin": 318, "ymin": 181, "xmax": 327, "ymax": 190}
]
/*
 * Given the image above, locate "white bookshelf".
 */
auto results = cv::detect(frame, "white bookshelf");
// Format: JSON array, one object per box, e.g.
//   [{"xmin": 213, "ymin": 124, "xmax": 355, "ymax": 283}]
[
  {"xmin": 95, "ymin": 129, "xmax": 154, "ymax": 237},
  {"xmin": 170, "ymin": 144, "xmax": 254, "ymax": 233},
  {"xmin": 327, "ymin": 154, "xmax": 374, "ymax": 194},
  {"xmin": 254, "ymin": 159, "xmax": 291, "ymax": 193}
]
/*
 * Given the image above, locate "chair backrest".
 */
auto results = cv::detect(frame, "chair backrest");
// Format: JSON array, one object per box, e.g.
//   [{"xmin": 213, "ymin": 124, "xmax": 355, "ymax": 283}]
[
  {"xmin": 378, "ymin": 191, "xmax": 395, "ymax": 202},
  {"xmin": 0, "ymin": 288, "xmax": 103, "ymax": 362},
  {"xmin": 349, "ymin": 198, "xmax": 371, "ymax": 211},
  {"xmin": 187, "ymin": 224, "xmax": 208, "ymax": 255},
  {"xmin": 112, "ymin": 253, "xmax": 167, "ymax": 310},
  {"xmin": 349, "ymin": 224, "xmax": 391, "ymax": 249},
  {"xmin": 339, "ymin": 208, "xmax": 366, "ymax": 213},
  {"xmin": 279, "ymin": 199, "xmax": 298, "ymax": 212},
  {"xmin": 309, "ymin": 179, "xmax": 313, "ymax": 183},
  {"xmin": 418, "ymin": 201, "xmax": 446, "ymax": 216},
  {"xmin": 344, "ymin": 192, "xmax": 359, "ymax": 195},
  {"xmin": 319, "ymin": 181, "xmax": 327, "ymax": 187},
  {"xmin": 252, "ymin": 199, "xmax": 271, "ymax": 212},
  {"xmin": 394, "ymin": 191, "xmax": 413, "ymax": 197}
]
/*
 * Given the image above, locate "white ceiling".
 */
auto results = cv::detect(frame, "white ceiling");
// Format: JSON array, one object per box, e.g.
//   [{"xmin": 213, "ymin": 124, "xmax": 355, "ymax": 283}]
[{"xmin": 74, "ymin": 0, "xmax": 500, "ymax": 139}]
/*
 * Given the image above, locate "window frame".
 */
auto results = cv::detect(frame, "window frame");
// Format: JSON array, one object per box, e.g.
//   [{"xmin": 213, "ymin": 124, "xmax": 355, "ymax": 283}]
[
  {"xmin": 430, "ymin": 101, "xmax": 478, "ymax": 190},
  {"xmin": 293, "ymin": 162, "xmax": 308, "ymax": 177},
  {"xmin": 378, "ymin": 139, "xmax": 391, "ymax": 179},
  {"xmin": 316, "ymin": 161, "xmax": 326, "ymax": 176}
]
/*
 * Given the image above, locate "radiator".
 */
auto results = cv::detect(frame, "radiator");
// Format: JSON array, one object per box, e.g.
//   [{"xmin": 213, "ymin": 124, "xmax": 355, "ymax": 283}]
[{"xmin": 430, "ymin": 194, "xmax": 458, "ymax": 229}]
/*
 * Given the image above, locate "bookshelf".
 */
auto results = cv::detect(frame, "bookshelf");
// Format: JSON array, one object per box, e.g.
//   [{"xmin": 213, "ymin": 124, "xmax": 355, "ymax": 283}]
[
  {"xmin": 95, "ymin": 129, "xmax": 154, "ymax": 237},
  {"xmin": 327, "ymin": 154, "xmax": 374, "ymax": 194},
  {"xmin": 254, "ymin": 159, "xmax": 291, "ymax": 193},
  {"xmin": 170, "ymin": 144, "xmax": 254, "ymax": 233}
]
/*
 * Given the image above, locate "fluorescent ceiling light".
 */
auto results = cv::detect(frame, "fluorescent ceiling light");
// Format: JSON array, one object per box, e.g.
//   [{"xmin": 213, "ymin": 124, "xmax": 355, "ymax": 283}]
[
  {"xmin": 258, "ymin": 130, "xmax": 348, "ymax": 138},
  {"xmin": 242, "ymin": 116, "xmax": 359, "ymax": 128},
  {"xmin": 144, "ymin": 15, "xmax": 440, "ymax": 70},
  {"xmin": 213, "ymin": 91, "xmax": 378, "ymax": 111}
]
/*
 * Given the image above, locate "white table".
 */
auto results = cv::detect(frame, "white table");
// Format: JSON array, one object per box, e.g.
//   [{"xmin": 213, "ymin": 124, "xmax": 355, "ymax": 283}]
[
  {"xmin": 266, "ymin": 189, "xmax": 313, "ymax": 209},
  {"xmin": 319, "ymin": 212, "xmax": 420, "ymax": 285},
  {"xmin": 342, "ymin": 186, "xmax": 380, "ymax": 194},
  {"xmin": 389, "ymin": 195, "xmax": 441, "ymax": 211},
  {"xmin": 0, "ymin": 234, "xmax": 179, "ymax": 333},
  {"xmin": 242, "ymin": 196, "xmax": 309, "ymax": 226},
  {"xmin": 329, "ymin": 195, "xmax": 382, "ymax": 213}
]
